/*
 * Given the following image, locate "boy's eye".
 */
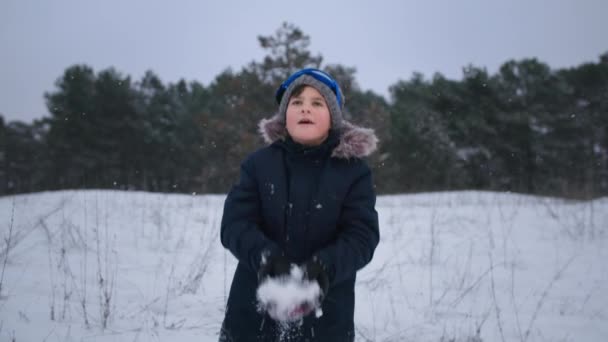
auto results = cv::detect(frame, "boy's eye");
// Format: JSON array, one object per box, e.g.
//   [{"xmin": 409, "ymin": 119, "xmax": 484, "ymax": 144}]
[
  {"xmin": 291, "ymin": 99, "xmax": 302, "ymax": 105},
  {"xmin": 313, "ymin": 101, "xmax": 324, "ymax": 107}
]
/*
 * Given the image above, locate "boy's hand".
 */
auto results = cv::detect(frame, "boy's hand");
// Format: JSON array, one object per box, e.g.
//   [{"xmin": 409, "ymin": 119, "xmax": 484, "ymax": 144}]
[
  {"xmin": 302, "ymin": 256, "xmax": 329, "ymax": 302},
  {"xmin": 257, "ymin": 252, "xmax": 291, "ymax": 283}
]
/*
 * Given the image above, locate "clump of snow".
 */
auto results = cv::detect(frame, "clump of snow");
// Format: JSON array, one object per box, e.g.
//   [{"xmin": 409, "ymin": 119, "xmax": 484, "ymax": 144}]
[{"xmin": 256, "ymin": 265, "xmax": 322, "ymax": 322}]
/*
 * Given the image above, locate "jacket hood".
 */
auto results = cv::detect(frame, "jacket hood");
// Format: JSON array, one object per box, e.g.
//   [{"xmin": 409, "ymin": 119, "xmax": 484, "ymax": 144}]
[{"xmin": 258, "ymin": 114, "xmax": 378, "ymax": 159}]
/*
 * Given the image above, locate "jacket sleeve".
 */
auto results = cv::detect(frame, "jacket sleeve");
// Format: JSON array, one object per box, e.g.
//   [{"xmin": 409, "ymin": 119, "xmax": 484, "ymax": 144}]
[
  {"xmin": 315, "ymin": 165, "xmax": 380, "ymax": 286},
  {"xmin": 220, "ymin": 157, "xmax": 281, "ymax": 273}
]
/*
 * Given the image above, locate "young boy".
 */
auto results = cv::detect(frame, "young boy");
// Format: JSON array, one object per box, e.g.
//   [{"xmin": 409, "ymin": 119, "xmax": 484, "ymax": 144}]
[{"xmin": 219, "ymin": 68, "xmax": 379, "ymax": 341}]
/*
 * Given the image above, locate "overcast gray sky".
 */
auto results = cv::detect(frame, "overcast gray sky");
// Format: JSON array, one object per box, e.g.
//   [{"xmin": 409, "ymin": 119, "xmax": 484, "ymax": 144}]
[{"xmin": 1, "ymin": 0, "xmax": 607, "ymax": 123}]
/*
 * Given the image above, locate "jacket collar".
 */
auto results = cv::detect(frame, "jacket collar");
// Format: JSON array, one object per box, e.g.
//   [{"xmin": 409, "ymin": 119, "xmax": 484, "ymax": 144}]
[{"xmin": 258, "ymin": 114, "xmax": 378, "ymax": 159}]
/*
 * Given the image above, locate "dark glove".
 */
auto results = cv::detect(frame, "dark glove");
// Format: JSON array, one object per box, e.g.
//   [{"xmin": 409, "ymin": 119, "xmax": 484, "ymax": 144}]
[
  {"xmin": 301, "ymin": 256, "xmax": 330, "ymax": 302},
  {"xmin": 257, "ymin": 251, "xmax": 291, "ymax": 283}
]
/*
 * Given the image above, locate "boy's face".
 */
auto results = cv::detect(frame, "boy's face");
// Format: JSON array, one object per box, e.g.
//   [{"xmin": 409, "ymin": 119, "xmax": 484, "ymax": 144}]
[{"xmin": 285, "ymin": 86, "xmax": 331, "ymax": 146}]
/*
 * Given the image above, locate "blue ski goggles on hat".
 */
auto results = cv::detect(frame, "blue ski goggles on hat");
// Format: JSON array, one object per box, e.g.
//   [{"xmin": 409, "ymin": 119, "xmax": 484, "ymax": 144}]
[{"xmin": 275, "ymin": 68, "xmax": 343, "ymax": 107}]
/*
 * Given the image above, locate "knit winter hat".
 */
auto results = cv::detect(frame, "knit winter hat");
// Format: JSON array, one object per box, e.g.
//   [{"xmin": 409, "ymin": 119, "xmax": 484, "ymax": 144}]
[{"xmin": 275, "ymin": 69, "xmax": 344, "ymax": 130}]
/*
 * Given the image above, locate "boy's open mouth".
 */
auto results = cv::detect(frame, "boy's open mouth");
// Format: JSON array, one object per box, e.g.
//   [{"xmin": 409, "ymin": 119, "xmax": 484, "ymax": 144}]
[{"xmin": 298, "ymin": 118, "xmax": 314, "ymax": 125}]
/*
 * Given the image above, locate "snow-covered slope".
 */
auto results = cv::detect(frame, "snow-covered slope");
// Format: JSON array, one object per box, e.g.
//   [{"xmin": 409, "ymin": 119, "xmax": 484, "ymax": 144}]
[{"xmin": 0, "ymin": 190, "xmax": 606, "ymax": 341}]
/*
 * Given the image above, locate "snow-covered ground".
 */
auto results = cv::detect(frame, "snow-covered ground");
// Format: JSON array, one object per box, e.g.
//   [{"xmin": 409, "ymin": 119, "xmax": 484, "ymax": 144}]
[{"xmin": 0, "ymin": 190, "xmax": 606, "ymax": 341}]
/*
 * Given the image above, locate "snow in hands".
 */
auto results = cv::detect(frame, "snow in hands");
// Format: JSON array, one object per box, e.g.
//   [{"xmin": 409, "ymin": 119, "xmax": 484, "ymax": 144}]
[{"xmin": 256, "ymin": 265, "xmax": 323, "ymax": 322}]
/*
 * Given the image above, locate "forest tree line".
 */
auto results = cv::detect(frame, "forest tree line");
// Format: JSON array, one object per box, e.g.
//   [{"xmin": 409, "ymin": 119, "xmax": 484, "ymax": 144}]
[{"xmin": 1, "ymin": 23, "xmax": 607, "ymax": 198}]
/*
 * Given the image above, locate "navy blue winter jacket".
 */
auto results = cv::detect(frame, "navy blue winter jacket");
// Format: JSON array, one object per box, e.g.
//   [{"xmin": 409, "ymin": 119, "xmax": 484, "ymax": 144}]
[{"xmin": 219, "ymin": 115, "xmax": 380, "ymax": 341}]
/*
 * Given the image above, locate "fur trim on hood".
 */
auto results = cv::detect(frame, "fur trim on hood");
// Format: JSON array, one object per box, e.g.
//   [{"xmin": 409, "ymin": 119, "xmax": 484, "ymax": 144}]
[{"xmin": 258, "ymin": 114, "xmax": 378, "ymax": 159}]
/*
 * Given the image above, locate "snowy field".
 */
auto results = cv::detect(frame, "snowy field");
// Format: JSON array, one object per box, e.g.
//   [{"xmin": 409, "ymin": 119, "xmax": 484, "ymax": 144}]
[{"xmin": 0, "ymin": 190, "xmax": 607, "ymax": 341}]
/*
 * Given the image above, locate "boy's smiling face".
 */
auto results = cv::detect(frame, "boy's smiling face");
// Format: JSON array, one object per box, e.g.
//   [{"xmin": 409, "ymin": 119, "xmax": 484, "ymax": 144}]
[{"xmin": 285, "ymin": 86, "xmax": 331, "ymax": 146}]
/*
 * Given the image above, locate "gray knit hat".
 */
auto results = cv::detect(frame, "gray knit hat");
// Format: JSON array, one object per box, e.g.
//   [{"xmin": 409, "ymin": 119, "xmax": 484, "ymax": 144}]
[{"xmin": 276, "ymin": 72, "xmax": 344, "ymax": 130}]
